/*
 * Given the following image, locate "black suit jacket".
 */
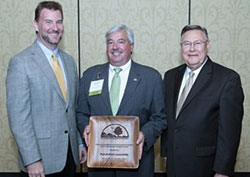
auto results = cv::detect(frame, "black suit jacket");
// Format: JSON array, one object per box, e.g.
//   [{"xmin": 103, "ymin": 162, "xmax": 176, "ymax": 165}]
[
  {"xmin": 161, "ymin": 57, "xmax": 244, "ymax": 177},
  {"xmin": 77, "ymin": 60, "xmax": 167, "ymax": 177}
]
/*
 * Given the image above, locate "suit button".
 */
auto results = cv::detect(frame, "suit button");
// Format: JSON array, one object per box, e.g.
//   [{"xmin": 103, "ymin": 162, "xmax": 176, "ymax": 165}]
[
  {"xmin": 64, "ymin": 130, "xmax": 68, "ymax": 134},
  {"xmin": 66, "ymin": 109, "xmax": 68, "ymax": 113},
  {"xmin": 175, "ymin": 128, "xmax": 179, "ymax": 133}
]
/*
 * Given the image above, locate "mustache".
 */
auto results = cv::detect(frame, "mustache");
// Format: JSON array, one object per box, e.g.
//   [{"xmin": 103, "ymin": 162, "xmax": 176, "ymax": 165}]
[
  {"xmin": 110, "ymin": 49, "xmax": 122, "ymax": 54},
  {"xmin": 48, "ymin": 30, "xmax": 60, "ymax": 34}
]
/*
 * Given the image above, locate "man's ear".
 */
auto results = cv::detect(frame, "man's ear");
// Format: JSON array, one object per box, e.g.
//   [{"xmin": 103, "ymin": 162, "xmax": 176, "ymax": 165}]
[
  {"xmin": 206, "ymin": 40, "xmax": 211, "ymax": 51},
  {"xmin": 32, "ymin": 20, "xmax": 38, "ymax": 33},
  {"xmin": 130, "ymin": 44, "xmax": 134, "ymax": 54}
]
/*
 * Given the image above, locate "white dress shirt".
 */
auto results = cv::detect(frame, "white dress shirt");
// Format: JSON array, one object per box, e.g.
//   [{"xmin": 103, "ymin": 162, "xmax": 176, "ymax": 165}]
[
  {"xmin": 177, "ymin": 58, "xmax": 208, "ymax": 102},
  {"xmin": 108, "ymin": 59, "xmax": 132, "ymax": 104},
  {"xmin": 36, "ymin": 40, "xmax": 68, "ymax": 91}
]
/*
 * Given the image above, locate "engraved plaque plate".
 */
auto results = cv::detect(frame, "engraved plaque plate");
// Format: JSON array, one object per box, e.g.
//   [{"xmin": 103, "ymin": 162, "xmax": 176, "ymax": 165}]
[{"xmin": 87, "ymin": 116, "xmax": 139, "ymax": 168}]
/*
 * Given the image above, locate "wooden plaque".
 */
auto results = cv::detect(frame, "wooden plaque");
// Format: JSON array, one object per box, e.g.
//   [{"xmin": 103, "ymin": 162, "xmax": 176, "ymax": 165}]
[{"xmin": 87, "ymin": 116, "xmax": 139, "ymax": 169}]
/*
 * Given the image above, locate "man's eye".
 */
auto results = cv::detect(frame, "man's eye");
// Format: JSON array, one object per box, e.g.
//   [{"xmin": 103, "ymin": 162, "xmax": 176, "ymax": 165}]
[
  {"xmin": 57, "ymin": 21, "xmax": 63, "ymax": 25},
  {"xmin": 118, "ymin": 40, "xmax": 125, "ymax": 44},
  {"xmin": 107, "ymin": 41, "xmax": 113, "ymax": 44},
  {"xmin": 183, "ymin": 42, "xmax": 191, "ymax": 46},
  {"xmin": 45, "ymin": 20, "xmax": 51, "ymax": 24},
  {"xmin": 195, "ymin": 41, "xmax": 202, "ymax": 45}
]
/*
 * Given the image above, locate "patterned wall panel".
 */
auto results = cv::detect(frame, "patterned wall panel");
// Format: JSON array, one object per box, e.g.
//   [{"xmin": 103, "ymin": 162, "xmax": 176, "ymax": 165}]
[
  {"xmin": 4, "ymin": 0, "xmax": 249, "ymax": 174},
  {"xmin": 0, "ymin": 0, "xmax": 36, "ymax": 172},
  {"xmin": 191, "ymin": 0, "xmax": 250, "ymax": 172},
  {"xmin": 79, "ymin": 0, "xmax": 188, "ymax": 75},
  {"xmin": 79, "ymin": 0, "xmax": 188, "ymax": 172},
  {"xmin": 0, "ymin": 0, "xmax": 78, "ymax": 172},
  {"xmin": 58, "ymin": 1, "xmax": 79, "ymax": 70}
]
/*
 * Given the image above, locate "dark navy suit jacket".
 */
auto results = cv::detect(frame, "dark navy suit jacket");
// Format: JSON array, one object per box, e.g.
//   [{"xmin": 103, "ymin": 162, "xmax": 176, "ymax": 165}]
[
  {"xmin": 161, "ymin": 57, "xmax": 244, "ymax": 177},
  {"xmin": 77, "ymin": 60, "xmax": 167, "ymax": 177}
]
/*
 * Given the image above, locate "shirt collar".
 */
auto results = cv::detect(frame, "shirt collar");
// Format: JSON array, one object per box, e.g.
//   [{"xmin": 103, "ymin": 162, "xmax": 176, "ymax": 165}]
[
  {"xmin": 109, "ymin": 59, "xmax": 132, "ymax": 73},
  {"xmin": 36, "ymin": 39, "xmax": 59, "ymax": 60},
  {"xmin": 186, "ymin": 57, "xmax": 208, "ymax": 76}
]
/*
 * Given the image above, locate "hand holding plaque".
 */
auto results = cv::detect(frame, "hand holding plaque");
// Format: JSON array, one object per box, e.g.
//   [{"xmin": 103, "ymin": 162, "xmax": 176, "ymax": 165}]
[{"xmin": 87, "ymin": 116, "xmax": 139, "ymax": 168}]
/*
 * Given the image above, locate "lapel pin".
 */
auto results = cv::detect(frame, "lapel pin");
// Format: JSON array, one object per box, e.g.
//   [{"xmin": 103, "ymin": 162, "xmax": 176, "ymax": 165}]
[
  {"xmin": 133, "ymin": 78, "xmax": 137, "ymax": 82},
  {"xmin": 97, "ymin": 72, "xmax": 101, "ymax": 79}
]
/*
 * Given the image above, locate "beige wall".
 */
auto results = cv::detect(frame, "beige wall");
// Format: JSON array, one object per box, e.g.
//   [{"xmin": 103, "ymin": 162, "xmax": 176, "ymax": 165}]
[
  {"xmin": 191, "ymin": 0, "xmax": 250, "ymax": 171},
  {"xmin": 0, "ymin": 0, "xmax": 78, "ymax": 172},
  {"xmin": 0, "ymin": 0, "xmax": 249, "ymax": 173}
]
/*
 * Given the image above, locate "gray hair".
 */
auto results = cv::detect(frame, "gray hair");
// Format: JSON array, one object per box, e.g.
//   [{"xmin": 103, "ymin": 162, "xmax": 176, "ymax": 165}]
[
  {"xmin": 181, "ymin": 25, "xmax": 209, "ymax": 41},
  {"xmin": 105, "ymin": 24, "xmax": 134, "ymax": 45}
]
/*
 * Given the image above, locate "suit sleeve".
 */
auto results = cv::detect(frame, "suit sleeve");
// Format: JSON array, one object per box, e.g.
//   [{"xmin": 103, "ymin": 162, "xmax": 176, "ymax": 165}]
[
  {"xmin": 76, "ymin": 72, "xmax": 91, "ymax": 136},
  {"xmin": 213, "ymin": 72, "xmax": 244, "ymax": 175},
  {"xmin": 140, "ymin": 72, "xmax": 167, "ymax": 150},
  {"xmin": 160, "ymin": 129, "xmax": 168, "ymax": 157},
  {"xmin": 160, "ymin": 72, "xmax": 168, "ymax": 157},
  {"xmin": 6, "ymin": 57, "xmax": 41, "ymax": 166},
  {"xmin": 74, "ymin": 71, "xmax": 84, "ymax": 146}
]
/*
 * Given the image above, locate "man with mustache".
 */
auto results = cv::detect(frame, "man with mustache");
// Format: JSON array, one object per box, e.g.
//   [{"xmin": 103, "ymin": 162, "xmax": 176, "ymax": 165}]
[
  {"xmin": 76, "ymin": 24, "xmax": 167, "ymax": 177},
  {"xmin": 6, "ymin": 1, "xmax": 86, "ymax": 177}
]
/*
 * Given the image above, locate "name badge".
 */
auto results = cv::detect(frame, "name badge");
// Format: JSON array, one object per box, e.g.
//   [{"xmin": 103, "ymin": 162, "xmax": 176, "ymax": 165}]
[{"xmin": 89, "ymin": 79, "xmax": 104, "ymax": 96}]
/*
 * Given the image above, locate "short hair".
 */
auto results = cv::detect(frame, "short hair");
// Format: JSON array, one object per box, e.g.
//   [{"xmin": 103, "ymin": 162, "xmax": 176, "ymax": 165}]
[
  {"xmin": 35, "ymin": 1, "xmax": 63, "ymax": 22},
  {"xmin": 105, "ymin": 24, "xmax": 134, "ymax": 45},
  {"xmin": 181, "ymin": 25, "xmax": 209, "ymax": 40}
]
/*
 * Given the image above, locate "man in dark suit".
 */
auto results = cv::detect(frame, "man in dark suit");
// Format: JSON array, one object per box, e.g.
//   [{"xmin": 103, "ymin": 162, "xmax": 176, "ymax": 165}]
[
  {"xmin": 6, "ymin": 1, "xmax": 86, "ymax": 177},
  {"xmin": 76, "ymin": 24, "xmax": 167, "ymax": 177},
  {"xmin": 161, "ymin": 25, "xmax": 244, "ymax": 177}
]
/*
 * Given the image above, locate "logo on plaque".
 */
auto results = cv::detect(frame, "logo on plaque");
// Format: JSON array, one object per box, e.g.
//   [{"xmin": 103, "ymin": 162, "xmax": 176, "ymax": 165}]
[{"xmin": 101, "ymin": 124, "xmax": 129, "ymax": 138}]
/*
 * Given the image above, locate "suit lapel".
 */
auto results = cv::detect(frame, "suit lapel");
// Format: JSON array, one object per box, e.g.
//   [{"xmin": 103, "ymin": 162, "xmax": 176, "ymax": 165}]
[
  {"xmin": 180, "ymin": 58, "xmax": 213, "ymax": 114},
  {"xmin": 31, "ymin": 43, "xmax": 66, "ymax": 103},
  {"xmin": 118, "ymin": 62, "xmax": 141, "ymax": 114},
  {"xmin": 59, "ymin": 51, "xmax": 71, "ymax": 105},
  {"xmin": 93, "ymin": 63, "xmax": 112, "ymax": 114},
  {"xmin": 174, "ymin": 66, "xmax": 186, "ymax": 118}
]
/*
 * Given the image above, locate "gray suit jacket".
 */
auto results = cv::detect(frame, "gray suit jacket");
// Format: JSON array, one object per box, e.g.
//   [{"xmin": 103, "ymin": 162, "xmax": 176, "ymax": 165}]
[
  {"xmin": 76, "ymin": 61, "xmax": 167, "ymax": 177},
  {"xmin": 6, "ymin": 42, "xmax": 81, "ymax": 174}
]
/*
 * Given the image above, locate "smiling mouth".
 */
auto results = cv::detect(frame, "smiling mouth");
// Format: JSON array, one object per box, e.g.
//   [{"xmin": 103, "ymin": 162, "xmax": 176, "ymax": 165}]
[
  {"xmin": 50, "ymin": 32, "xmax": 59, "ymax": 35},
  {"xmin": 111, "ymin": 50, "xmax": 122, "ymax": 56},
  {"xmin": 188, "ymin": 54, "xmax": 198, "ymax": 57}
]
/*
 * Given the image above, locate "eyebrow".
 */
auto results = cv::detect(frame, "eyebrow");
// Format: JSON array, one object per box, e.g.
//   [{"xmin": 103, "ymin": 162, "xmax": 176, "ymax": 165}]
[{"xmin": 107, "ymin": 38, "xmax": 126, "ymax": 42}]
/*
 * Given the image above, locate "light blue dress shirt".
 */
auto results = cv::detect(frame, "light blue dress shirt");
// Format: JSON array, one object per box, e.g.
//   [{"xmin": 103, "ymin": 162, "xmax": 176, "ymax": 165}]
[{"xmin": 36, "ymin": 40, "xmax": 68, "ymax": 91}]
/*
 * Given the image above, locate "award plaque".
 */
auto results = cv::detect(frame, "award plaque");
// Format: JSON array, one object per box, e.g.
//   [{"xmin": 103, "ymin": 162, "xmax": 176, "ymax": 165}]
[{"xmin": 87, "ymin": 116, "xmax": 139, "ymax": 169}]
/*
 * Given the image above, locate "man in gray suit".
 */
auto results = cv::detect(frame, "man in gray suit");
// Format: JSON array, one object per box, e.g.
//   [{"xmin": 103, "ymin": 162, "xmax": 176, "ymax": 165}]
[
  {"xmin": 6, "ymin": 1, "xmax": 86, "ymax": 177},
  {"xmin": 76, "ymin": 24, "xmax": 167, "ymax": 177}
]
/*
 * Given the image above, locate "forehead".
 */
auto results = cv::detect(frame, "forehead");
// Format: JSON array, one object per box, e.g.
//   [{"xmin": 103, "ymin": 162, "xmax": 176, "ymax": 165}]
[
  {"xmin": 107, "ymin": 30, "xmax": 128, "ymax": 40},
  {"xmin": 181, "ymin": 30, "xmax": 206, "ymax": 41},
  {"xmin": 39, "ymin": 8, "xmax": 62, "ymax": 20}
]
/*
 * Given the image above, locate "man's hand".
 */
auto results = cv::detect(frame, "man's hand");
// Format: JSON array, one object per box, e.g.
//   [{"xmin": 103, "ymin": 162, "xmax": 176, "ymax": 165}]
[
  {"xmin": 83, "ymin": 125, "xmax": 90, "ymax": 146},
  {"xmin": 214, "ymin": 173, "xmax": 229, "ymax": 177},
  {"xmin": 26, "ymin": 161, "xmax": 45, "ymax": 177},
  {"xmin": 136, "ymin": 131, "xmax": 145, "ymax": 160},
  {"xmin": 79, "ymin": 145, "xmax": 87, "ymax": 164}
]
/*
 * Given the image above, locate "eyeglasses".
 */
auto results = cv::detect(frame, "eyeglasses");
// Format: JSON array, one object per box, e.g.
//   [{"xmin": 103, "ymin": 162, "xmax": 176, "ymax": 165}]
[{"xmin": 180, "ymin": 40, "xmax": 207, "ymax": 50}]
